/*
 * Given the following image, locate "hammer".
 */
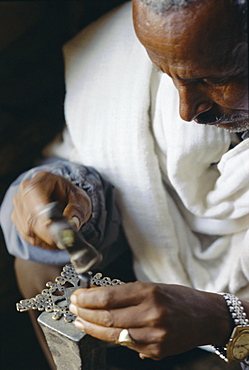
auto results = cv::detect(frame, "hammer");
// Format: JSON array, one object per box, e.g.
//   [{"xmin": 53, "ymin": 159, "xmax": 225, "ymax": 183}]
[{"xmin": 40, "ymin": 201, "xmax": 103, "ymax": 288}]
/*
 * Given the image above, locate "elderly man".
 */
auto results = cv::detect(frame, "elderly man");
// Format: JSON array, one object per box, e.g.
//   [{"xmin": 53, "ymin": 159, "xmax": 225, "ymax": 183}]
[{"xmin": 1, "ymin": 0, "xmax": 248, "ymax": 368}]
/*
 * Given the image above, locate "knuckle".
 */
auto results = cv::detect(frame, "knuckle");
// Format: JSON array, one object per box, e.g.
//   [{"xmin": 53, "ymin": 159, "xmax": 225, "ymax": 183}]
[
  {"xmin": 109, "ymin": 331, "xmax": 118, "ymax": 343},
  {"xmin": 156, "ymin": 328, "xmax": 168, "ymax": 344},
  {"xmin": 151, "ymin": 344, "xmax": 165, "ymax": 360},
  {"xmin": 149, "ymin": 328, "xmax": 167, "ymax": 344},
  {"xmin": 82, "ymin": 321, "xmax": 92, "ymax": 335},
  {"xmin": 97, "ymin": 290, "xmax": 112, "ymax": 307},
  {"xmin": 20, "ymin": 172, "xmax": 51, "ymax": 194},
  {"xmin": 33, "ymin": 171, "xmax": 53, "ymax": 181},
  {"xmin": 142, "ymin": 282, "xmax": 158, "ymax": 299},
  {"xmin": 144, "ymin": 305, "xmax": 165, "ymax": 328},
  {"xmin": 153, "ymin": 308, "xmax": 165, "ymax": 326},
  {"xmin": 149, "ymin": 283, "xmax": 160, "ymax": 297},
  {"xmin": 135, "ymin": 281, "xmax": 146, "ymax": 292},
  {"xmin": 19, "ymin": 180, "xmax": 35, "ymax": 198},
  {"xmin": 101, "ymin": 311, "xmax": 114, "ymax": 327},
  {"xmin": 160, "ymin": 329, "xmax": 168, "ymax": 343},
  {"xmin": 25, "ymin": 213, "xmax": 37, "ymax": 236}
]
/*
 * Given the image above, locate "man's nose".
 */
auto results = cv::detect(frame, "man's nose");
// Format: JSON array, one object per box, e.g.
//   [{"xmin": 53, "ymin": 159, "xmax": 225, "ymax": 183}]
[{"xmin": 178, "ymin": 84, "xmax": 213, "ymax": 122}]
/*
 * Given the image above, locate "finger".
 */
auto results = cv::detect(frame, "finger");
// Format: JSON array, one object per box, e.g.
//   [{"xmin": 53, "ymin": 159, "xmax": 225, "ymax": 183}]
[
  {"xmin": 69, "ymin": 304, "xmax": 146, "ymax": 328},
  {"xmin": 72, "ymin": 312, "xmax": 167, "ymax": 345},
  {"xmin": 50, "ymin": 177, "xmax": 92, "ymax": 228},
  {"xmin": 12, "ymin": 172, "xmax": 92, "ymax": 247},
  {"xmin": 12, "ymin": 207, "xmax": 58, "ymax": 249},
  {"xmin": 71, "ymin": 281, "xmax": 146, "ymax": 309},
  {"xmin": 74, "ymin": 317, "xmax": 121, "ymax": 343},
  {"xmin": 19, "ymin": 172, "xmax": 55, "ymax": 213},
  {"xmin": 12, "ymin": 183, "xmax": 58, "ymax": 248},
  {"xmin": 68, "ymin": 216, "xmax": 81, "ymax": 230},
  {"xmin": 63, "ymin": 188, "xmax": 92, "ymax": 228},
  {"xmin": 13, "ymin": 174, "xmax": 57, "ymax": 243},
  {"xmin": 73, "ymin": 318, "xmax": 164, "ymax": 359},
  {"xmin": 17, "ymin": 173, "xmax": 86, "ymax": 245},
  {"xmin": 11, "ymin": 209, "xmax": 58, "ymax": 249},
  {"xmin": 139, "ymin": 353, "xmax": 151, "ymax": 359},
  {"xmin": 12, "ymin": 195, "xmax": 52, "ymax": 246}
]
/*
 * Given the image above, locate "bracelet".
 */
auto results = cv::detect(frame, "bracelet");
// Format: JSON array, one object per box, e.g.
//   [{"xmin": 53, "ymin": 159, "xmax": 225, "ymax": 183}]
[
  {"xmin": 213, "ymin": 293, "xmax": 249, "ymax": 363},
  {"xmin": 222, "ymin": 293, "xmax": 248, "ymax": 326},
  {"xmin": 242, "ymin": 356, "xmax": 249, "ymax": 366}
]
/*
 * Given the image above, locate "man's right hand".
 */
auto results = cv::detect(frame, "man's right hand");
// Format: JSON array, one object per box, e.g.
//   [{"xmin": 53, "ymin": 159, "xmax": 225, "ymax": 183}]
[{"xmin": 11, "ymin": 171, "xmax": 92, "ymax": 250}]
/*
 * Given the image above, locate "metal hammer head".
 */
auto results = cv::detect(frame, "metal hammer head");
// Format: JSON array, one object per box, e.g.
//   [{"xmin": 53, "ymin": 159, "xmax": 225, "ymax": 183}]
[{"xmin": 40, "ymin": 202, "xmax": 102, "ymax": 275}]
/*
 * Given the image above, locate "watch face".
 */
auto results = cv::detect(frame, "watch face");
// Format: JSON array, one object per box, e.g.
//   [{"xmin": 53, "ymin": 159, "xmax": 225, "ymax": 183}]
[{"xmin": 232, "ymin": 331, "xmax": 249, "ymax": 361}]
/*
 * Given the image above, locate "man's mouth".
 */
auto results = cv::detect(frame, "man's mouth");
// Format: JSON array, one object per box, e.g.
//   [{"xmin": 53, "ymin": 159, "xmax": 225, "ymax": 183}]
[{"xmin": 195, "ymin": 112, "xmax": 249, "ymax": 132}]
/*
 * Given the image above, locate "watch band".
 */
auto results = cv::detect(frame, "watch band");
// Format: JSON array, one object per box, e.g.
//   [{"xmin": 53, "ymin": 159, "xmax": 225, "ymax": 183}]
[
  {"xmin": 213, "ymin": 293, "xmax": 249, "ymax": 363},
  {"xmin": 242, "ymin": 356, "xmax": 249, "ymax": 367}
]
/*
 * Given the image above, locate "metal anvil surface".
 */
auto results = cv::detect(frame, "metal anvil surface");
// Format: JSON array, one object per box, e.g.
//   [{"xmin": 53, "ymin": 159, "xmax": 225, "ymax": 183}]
[
  {"xmin": 16, "ymin": 264, "xmax": 124, "ymax": 369},
  {"xmin": 38, "ymin": 311, "xmax": 111, "ymax": 370}
]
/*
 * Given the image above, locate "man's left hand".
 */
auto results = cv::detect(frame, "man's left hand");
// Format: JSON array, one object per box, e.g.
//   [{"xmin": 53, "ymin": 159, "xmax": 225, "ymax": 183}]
[{"xmin": 69, "ymin": 281, "xmax": 231, "ymax": 360}]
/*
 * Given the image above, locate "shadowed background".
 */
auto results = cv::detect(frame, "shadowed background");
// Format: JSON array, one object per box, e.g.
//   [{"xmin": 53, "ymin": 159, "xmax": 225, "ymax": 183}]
[
  {"xmin": 0, "ymin": 2, "xmax": 243, "ymax": 369},
  {"xmin": 0, "ymin": 2, "xmax": 126, "ymax": 369}
]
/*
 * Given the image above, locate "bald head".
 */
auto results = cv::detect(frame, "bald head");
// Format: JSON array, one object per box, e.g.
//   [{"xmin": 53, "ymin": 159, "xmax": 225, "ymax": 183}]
[
  {"xmin": 133, "ymin": 0, "xmax": 199, "ymax": 13},
  {"xmin": 134, "ymin": 0, "xmax": 247, "ymax": 40},
  {"xmin": 134, "ymin": 0, "xmax": 247, "ymax": 12}
]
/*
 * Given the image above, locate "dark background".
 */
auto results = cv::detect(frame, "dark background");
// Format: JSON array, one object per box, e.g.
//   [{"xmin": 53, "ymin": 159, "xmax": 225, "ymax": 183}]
[
  {"xmin": 0, "ymin": 2, "xmax": 243, "ymax": 369},
  {"xmin": 0, "ymin": 2, "xmax": 126, "ymax": 369}
]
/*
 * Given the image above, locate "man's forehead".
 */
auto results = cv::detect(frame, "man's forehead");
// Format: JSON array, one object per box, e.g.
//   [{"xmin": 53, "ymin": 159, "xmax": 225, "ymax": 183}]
[
  {"xmin": 133, "ymin": 0, "xmax": 242, "ymax": 67},
  {"xmin": 133, "ymin": 0, "xmax": 240, "ymax": 38}
]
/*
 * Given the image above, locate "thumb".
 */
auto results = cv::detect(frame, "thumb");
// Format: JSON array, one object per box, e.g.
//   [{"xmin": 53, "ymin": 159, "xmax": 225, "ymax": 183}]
[
  {"xmin": 63, "ymin": 190, "xmax": 92, "ymax": 229},
  {"xmin": 68, "ymin": 216, "xmax": 81, "ymax": 230}
]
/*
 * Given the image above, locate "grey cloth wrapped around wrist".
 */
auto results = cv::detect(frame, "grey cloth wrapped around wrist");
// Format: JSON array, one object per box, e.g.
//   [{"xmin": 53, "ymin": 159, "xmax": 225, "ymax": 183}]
[{"xmin": 0, "ymin": 158, "xmax": 129, "ymax": 268}]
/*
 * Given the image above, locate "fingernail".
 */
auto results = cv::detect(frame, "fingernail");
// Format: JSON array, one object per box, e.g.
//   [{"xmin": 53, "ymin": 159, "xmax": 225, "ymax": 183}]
[
  {"xmin": 69, "ymin": 216, "xmax": 80, "ymax": 230},
  {"xmin": 139, "ymin": 353, "xmax": 148, "ymax": 360},
  {"xmin": 74, "ymin": 319, "xmax": 85, "ymax": 331},
  {"xmin": 69, "ymin": 303, "xmax": 77, "ymax": 315},
  {"xmin": 70, "ymin": 294, "xmax": 77, "ymax": 305}
]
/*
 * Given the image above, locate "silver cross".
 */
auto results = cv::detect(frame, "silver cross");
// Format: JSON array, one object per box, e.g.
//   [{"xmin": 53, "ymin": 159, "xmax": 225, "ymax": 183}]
[
  {"xmin": 16, "ymin": 264, "xmax": 124, "ymax": 322},
  {"xmin": 16, "ymin": 264, "xmax": 124, "ymax": 369}
]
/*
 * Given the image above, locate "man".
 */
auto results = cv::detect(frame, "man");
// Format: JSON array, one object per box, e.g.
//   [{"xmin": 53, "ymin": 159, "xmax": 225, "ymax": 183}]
[{"xmin": 1, "ymin": 0, "xmax": 248, "ymax": 368}]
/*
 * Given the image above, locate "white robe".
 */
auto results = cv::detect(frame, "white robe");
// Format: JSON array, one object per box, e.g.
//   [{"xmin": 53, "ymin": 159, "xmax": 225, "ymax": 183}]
[{"xmin": 53, "ymin": 2, "xmax": 249, "ymax": 298}]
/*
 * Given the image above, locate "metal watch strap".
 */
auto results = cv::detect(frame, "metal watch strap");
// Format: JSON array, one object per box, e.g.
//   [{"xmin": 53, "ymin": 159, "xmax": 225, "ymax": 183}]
[{"xmin": 213, "ymin": 293, "xmax": 249, "ymax": 363}]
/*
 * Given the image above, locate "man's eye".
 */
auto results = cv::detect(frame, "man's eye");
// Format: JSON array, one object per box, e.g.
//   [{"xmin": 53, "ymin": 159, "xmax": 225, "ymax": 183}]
[{"xmin": 202, "ymin": 77, "xmax": 228, "ymax": 86}]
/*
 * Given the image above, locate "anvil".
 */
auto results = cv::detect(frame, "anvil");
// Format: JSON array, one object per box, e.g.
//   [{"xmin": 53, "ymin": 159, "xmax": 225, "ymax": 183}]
[
  {"xmin": 16, "ymin": 202, "xmax": 123, "ymax": 369},
  {"xmin": 17, "ymin": 265, "xmax": 123, "ymax": 369}
]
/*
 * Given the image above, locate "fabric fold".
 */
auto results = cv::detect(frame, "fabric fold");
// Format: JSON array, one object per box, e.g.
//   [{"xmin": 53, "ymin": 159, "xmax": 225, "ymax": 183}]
[{"xmin": 62, "ymin": 2, "xmax": 249, "ymax": 297}]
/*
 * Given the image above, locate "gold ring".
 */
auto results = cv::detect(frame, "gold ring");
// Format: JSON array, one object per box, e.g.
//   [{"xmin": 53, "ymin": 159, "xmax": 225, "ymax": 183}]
[{"xmin": 118, "ymin": 329, "xmax": 136, "ymax": 347}]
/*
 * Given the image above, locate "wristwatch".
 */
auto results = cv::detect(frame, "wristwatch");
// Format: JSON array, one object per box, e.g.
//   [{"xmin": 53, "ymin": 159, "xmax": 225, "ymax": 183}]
[
  {"xmin": 213, "ymin": 293, "xmax": 249, "ymax": 363},
  {"xmin": 226, "ymin": 325, "xmax": 249, "ymax": 362}
]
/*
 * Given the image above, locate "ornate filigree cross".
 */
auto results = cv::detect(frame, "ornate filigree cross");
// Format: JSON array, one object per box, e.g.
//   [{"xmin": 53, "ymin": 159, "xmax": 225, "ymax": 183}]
[{"xmin": 16, "ymin": 264, "xmax": 124, "ymax": 322}]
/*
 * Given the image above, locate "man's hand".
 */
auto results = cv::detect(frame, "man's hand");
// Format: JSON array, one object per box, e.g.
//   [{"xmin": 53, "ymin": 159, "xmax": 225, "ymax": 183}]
[
  {"xmin": 69, "ymin": 282, "xmax": 233, "ymax": 360},
  {"xmin": 12, "ymin": 171, "xmax": 92, "ymax": 250}
]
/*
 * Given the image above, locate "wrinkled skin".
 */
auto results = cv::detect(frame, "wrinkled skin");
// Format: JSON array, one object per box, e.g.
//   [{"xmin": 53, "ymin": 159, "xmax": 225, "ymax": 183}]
[
  {"xmin": 68, "ymin": 0, "xmax": 249, "ymax": 360},
  {"xmin": 11, "ymin": 0, "xmax": 249, "ymax": 361},
  {"xmin": 11, "ymin": 171, "xmax": 92, "ymax": 249},
  {"xmin": 133, "ymin": 0, "xmax": 248, "ymax": 132},
  {"xmin": 69, "ymin": 282, "xmax": 237, "ymax": 360}
]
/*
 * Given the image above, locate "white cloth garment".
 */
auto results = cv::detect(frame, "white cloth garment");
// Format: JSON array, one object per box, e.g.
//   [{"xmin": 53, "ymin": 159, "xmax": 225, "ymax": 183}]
[{"xmin": 58, "ymin": 2, "xmax": 249, "ymax": 297}]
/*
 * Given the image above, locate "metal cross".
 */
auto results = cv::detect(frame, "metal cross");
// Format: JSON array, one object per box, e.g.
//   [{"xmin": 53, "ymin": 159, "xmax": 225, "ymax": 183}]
[{"xmin": 16, "ymin": 264, "xmax": 124, "ymax": 369}]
